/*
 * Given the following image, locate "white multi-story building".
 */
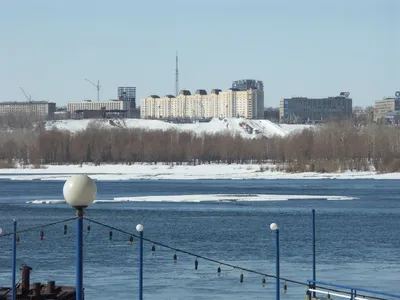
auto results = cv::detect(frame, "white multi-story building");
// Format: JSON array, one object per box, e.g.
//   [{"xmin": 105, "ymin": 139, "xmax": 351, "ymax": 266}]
[
  {"xmin": 0, "ymin": 101, "xmax": 56, "ymax": 118},
  {"xmin": 374, "ymin": 97, "xmax": 400, "ymax": 122},
  {"xmin": 140, "ymin": 88, "xmax": 264, "ymax": 119},
  {"xmin": 67, "ymin": 99, "xmax": 130, "ymax": 113}
]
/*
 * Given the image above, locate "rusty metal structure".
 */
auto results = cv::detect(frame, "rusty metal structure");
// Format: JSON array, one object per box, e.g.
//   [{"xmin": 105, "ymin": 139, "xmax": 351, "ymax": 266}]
[{"xmin": 0, "ymin": 265, "xmax": 76, "ymax": 300}]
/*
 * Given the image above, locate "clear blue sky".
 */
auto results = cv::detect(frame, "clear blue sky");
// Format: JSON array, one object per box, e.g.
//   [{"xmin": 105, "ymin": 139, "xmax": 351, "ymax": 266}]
[{"xmin": 0, "ymin": 0, "xmax": 399, "ymax": 107}]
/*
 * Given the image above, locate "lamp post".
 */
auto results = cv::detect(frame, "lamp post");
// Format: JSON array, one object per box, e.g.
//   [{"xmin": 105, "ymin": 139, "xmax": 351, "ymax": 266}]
[
  {"xmin": 270, "ymin": 223, "xmax": 280, "ymax": 300},
  {"xmin": 136, "ymin": 224, "xmax": 144, "ymax": 300},
  {"xmin": 312, "ymin": 209, "xmax": 316, "ymax": 298},
  {"xmin": 11, "ymin": 219, "xmax": 17, "ymax": 300},
  {"xmin": 63, "ymin": 175, "xmax": 97, "ymax": 300}
]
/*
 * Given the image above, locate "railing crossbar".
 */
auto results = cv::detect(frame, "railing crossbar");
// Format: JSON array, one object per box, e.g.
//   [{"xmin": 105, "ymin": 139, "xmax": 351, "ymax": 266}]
[{"xmin": 308, "ymin": 280, "xmax": 400, "ymax": 299}]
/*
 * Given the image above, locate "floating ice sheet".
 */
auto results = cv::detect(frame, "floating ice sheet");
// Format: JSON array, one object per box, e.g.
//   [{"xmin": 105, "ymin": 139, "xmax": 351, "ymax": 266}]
[{"xmin": 26, "ymin": 194, "xmax": 358, "ymax": 204}]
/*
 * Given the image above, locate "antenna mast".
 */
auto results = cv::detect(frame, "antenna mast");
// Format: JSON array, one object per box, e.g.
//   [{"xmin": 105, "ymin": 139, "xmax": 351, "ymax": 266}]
[
  {"xmin": 85, "ymin": 78, "xmax": 101, "ymax": 101},
  {"xmin": 175, "ymin": 51, "xmax": 179, "ymax": 97}
]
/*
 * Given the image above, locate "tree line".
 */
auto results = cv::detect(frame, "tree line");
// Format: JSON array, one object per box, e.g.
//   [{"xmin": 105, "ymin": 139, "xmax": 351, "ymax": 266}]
[{"xmin": 1, "ymin": 120, "xmax": 400, "ymax": 173}]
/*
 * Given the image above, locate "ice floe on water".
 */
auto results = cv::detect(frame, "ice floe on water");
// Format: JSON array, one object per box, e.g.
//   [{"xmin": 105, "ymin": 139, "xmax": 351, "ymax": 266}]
[{"xmin": 26, "ymin": 194, "xmax": 358, "ymax": 204}]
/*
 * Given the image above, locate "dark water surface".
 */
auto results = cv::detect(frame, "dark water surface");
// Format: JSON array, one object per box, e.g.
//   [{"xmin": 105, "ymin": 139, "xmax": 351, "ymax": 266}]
[{"xmin": 0, "ymin": 179, "xmax": 399, "ymax": 300}]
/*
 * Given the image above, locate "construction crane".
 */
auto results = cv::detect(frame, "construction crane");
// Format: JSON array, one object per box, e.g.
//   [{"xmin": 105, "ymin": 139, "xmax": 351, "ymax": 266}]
[
  {"xmin": 20, "ymin": 87, "xmax": 32, "ymax": 102},
  {"xmin": 85, "ymin": 78, "xmax": 101, "ymax": 102}
]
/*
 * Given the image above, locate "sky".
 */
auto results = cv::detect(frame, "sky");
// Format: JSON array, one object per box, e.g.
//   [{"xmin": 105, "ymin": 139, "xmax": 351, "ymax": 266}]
[{"xmin": 0, "ymin": 0, "xmax": 399, "ymax": 108}]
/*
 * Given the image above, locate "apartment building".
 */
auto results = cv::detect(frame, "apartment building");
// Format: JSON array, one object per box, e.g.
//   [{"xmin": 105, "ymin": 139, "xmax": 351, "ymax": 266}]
[
  {"xmin": 279, "ymin": 92, "xmax": 352, "ymax": 123},
  {"xmin": 374, "ymin": 97, "xmax": 400, "ymax": 122},
  {"xmin": 0, "ymin": 101, "xmax": 56, "ymax": 118},
  {"xmin": 67, "ymin": 99, "xmax": 131, "ymax": 118},
  {"xmin": 140, "ymin": 88, "xmax": 264, "ymax": 119}
]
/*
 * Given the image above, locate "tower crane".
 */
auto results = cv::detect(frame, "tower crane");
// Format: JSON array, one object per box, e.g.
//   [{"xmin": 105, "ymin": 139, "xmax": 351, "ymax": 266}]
[
  {"xmin": 20, "ymin": 87, "xmax": 32, "ymax": 102},
  {"xmin": 85, "ymin": 78, "xmax": 101, "ymax": 102}
]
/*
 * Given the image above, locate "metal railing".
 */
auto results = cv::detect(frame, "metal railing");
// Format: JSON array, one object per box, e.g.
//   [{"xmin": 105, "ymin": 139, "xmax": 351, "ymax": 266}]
[{"xmin": 307, "ymin": 280, "xmax": 400, "ymax": 300}]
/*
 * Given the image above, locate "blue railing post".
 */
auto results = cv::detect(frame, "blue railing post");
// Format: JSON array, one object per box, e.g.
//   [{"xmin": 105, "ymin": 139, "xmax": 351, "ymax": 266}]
[
  {"xmin": 276, "ymin": 229, "xmax": 280, "ymax": 300},
  {"xmin": 12, "ymin": 219, "xmax": 17, "ymax": 300},
  {"xmin": 312, "ymin": 209, "xmax": 316, "ymax": 298},
  {"xmin": 139, "ymin": 231, "xmax": 143, "ymax": 300},
  {"xmin": 136, "ymin": 224, "xmax": 144, "ymax": 300},
  {"xmin": 270, "ymin": 223, "xmax": 280, "ymax": 300},
  {"xmin": 76, "ymin": 210, "xmax": 84, "ymax": 300}
]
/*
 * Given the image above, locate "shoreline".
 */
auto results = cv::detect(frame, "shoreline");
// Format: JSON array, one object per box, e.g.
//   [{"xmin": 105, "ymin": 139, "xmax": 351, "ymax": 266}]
[{"xmin": 0, "ymin": 163, "xmax": 399, "ymax": 180}]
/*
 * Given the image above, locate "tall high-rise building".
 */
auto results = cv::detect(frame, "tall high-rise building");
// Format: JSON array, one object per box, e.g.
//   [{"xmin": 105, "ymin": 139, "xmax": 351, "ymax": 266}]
[
  {"xmin": 232, "ymin": 79, "xmax": 264, "ymax": 91},
  {"xmin": 118, "ymin": 87, "xmax": 136, "ymax": 109},
  {"xmin": 140, "ymin": 87, "xmax": 264, "ymax": 120}
]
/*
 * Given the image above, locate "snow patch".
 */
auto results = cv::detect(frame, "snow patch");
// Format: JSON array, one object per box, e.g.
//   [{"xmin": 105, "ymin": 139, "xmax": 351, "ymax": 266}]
[
  {"xmin": 0, "ymin": 163, "xmax": 399, "ymax": 181},
  {"xmin": 42, "ymin": 117, "xmax": 311, "ymax": 138}
]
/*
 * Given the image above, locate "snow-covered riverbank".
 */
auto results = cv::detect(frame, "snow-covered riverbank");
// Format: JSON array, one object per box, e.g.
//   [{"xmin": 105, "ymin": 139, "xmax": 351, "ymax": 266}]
[{"xmin": 0, "ymin": 163, "xmax": 399, "ymax": 181}]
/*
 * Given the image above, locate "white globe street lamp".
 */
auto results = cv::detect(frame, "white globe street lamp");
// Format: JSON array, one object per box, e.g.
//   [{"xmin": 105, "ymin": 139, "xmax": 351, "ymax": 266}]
[
  {"xmin": 136, "ymin": 224, "xmax": 144, "ymax": 232},
  {"xmin": 270, "ymin": 223, "xmax": 279, "ymax": 231},
  {"xmin": 63, "ymin": 174, "xmax": 97, "ymax": 211},
  {"xmin": 63, "ymin": 175, "xmax": 97, "ymax": 300}
]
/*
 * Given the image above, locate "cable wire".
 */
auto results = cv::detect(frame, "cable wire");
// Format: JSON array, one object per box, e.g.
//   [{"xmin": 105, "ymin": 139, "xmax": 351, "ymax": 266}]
[
  {"xmin": 84, "ymin": 217, "xmax": 309, "ymax": 287},
  {"xmin": 0, "ymin": 217, "xmax": 77, "ymax": 237},
  {"xmin": 0, "ymin": 216, "xmax": 392, "ymax": 299}
]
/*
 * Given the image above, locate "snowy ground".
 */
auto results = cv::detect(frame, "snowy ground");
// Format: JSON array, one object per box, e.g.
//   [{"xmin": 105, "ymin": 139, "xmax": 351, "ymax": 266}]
[
  {"xmin": 43, "ymin": 117, "xmax": 313, "ymax": 138},
  {"xmin": 0, "ymin": 163, "xmax": 399, "ymax": 181}
]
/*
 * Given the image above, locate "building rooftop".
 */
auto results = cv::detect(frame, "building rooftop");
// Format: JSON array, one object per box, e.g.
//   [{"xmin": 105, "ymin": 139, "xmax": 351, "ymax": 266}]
[
  {"xmin": 284, "ymin": 96, "xmax": 352, "ymax": 100},
  {"xmin": 376, "ymin": 97, "xmax": 398, "ymax": 102},
  {"xmin": 144, "ymin": 87, "xmax": 262, "ymax": 99},
  {"xmin": 179, "ymin": 90, "xmax": 191, "ymax": 96},
  {"xmin": 233, "ymin": 79, "xmax": 263, "ymax": 82},
  {"xmin": 211, "ymin": 89, "xmax": 222, "ymax": 95},
  {"xmin": 195, "ymin": 89, "xmax": 207, "ymax": 95},
  {"xmin": 0, "ymin": 101, "xmax": 54, "ymax": 105},
  {"xmin": 69, "ymin": 99, "xmax": 126, "ymax": 103}
]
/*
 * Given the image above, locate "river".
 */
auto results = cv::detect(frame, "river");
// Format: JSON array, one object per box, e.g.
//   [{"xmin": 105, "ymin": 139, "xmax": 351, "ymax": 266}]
[{"xmin": 0, "ymin": 178, "xmax": 399, "ymax": 299}]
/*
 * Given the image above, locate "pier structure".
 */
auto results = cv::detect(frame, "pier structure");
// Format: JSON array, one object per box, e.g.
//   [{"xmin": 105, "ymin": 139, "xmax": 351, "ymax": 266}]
[{"xmin": 0, "ymin": 265, "xmax": 75, "ymax": 300}]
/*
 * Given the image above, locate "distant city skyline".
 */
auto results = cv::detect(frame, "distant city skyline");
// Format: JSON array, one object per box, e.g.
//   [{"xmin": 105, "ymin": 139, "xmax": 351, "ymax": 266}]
[{"xmin": 0, "ymin": 0, "xmax": 398, "ymax": 107}]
